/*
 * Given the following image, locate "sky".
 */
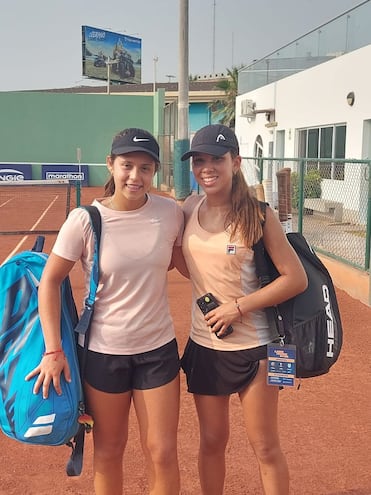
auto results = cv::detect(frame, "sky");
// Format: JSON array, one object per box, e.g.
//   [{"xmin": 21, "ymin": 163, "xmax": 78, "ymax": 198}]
[{"xmin": 0, "ymin": 0, "xmax": 365, "ymax": 91}]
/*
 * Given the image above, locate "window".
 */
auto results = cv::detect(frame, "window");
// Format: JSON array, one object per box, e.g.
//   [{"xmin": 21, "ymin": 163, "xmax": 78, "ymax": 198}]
[
  {"xmin": 319, "ymin": 127, "xmax": 333, "ymax": 178},
  {"xmin": 298, "ymin": 125, "xmax": 346, "ymax": 180},
  {"xmin": 307, "ymin": 128, "xmax": 319, "ymax": 173},
  {"xmin": 334, "ymin": 126, "xmax": 346, "ymax": 180}
]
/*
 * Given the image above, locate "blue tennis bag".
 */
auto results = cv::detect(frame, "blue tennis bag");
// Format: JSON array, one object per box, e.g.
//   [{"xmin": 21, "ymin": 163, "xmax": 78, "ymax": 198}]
[
  {"xmin": 0, "ymin": 244, "xmax": 83, "ymax": 445},
  {"xmin": 0, "ymin": 206, "xmax": 101, "ymax": 476}
]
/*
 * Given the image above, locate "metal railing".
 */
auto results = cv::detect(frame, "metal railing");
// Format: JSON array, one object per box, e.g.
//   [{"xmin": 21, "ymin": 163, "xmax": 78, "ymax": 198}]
[
  {"xmin": 241, "ymin": 157, "xmax": 371, "ymax": 271},
  {"xmin": 238, "ymin": 1, "xmax": 371, "ymax": 94}
]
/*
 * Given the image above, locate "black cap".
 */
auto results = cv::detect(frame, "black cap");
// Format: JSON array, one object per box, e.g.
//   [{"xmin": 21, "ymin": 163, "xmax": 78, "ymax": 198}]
[
  {"xmin": 111, "ymin": 128, "xmax": 160, "ymax": 161},
  {"xmin": 181, "ymin": 124, "xmax": 239, "ymax": 161}
]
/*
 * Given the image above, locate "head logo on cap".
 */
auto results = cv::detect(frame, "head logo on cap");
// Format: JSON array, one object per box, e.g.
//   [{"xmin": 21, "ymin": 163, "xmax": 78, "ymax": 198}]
[{"xmin": 181, "ymin": 124, "xmax": 239, "ymax": 161}]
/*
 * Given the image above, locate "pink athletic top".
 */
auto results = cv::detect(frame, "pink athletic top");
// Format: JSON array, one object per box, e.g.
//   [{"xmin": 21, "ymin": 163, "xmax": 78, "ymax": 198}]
[
  {"xmin": 53, "ymin": 194, "xmax": 184, "ymax": 355},
  {"xmin": 182, "ymin": 196, "xmax": 276, "ymax": 351}
]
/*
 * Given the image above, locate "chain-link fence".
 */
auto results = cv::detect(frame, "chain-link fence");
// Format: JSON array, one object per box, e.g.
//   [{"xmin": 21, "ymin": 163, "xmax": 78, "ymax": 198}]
[{"xmin": 241, "ymin": 157, "xmax": 371, "ymax": 271}]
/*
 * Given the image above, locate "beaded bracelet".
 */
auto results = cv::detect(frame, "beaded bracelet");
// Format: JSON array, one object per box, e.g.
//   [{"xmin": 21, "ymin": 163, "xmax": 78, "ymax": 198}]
[{"xmin": 235, "ymin": 299, "xmax": 243, "ymax": 322}]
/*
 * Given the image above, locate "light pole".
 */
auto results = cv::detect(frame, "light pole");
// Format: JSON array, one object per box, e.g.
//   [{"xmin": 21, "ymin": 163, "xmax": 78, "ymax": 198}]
[
  {"xmin": 231, "ymin": 32, "xmax": 234, "ymax": 67},
  {"xmin": 106, "ymin": 57, "xmax": 117, "ymax": 94},
  {"xmin": 153, "ymin": 56, "xmax": 158, "ymax": 93}
]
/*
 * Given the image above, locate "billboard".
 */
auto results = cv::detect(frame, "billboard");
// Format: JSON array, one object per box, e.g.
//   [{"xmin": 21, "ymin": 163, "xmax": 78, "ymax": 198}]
[{"xmin": 82, "ymin": 25, "xmax": 141, "ymax": 84}]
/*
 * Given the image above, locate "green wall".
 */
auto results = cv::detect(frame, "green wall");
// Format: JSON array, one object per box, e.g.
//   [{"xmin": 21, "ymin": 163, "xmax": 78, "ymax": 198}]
[{"xmin": 0, "ymin": 91, "xmax": 163, "ymax": 184}]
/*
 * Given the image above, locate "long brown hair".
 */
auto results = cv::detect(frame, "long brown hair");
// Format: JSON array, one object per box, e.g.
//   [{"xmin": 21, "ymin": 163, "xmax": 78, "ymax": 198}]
[{"xmin": 225, "ymin": 152, "xmax": 264, "ymax": 248}]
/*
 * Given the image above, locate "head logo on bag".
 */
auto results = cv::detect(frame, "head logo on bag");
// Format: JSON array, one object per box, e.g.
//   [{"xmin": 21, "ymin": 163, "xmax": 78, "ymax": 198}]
[{"xmin": 322, "ymin": 284, "xmax": 335, "ymax": 358}]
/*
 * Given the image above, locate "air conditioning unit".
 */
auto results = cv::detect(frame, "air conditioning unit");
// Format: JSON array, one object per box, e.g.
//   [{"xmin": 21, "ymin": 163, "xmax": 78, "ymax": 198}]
[{"xmin": 240, "ymin": 99, "xmax": 256, "ymax": 118}]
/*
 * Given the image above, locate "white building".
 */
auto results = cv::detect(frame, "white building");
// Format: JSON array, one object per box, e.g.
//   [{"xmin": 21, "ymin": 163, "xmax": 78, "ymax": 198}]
[{"xmin": 235, "ymin": 0, "xmax": 371, "ymax": 225}]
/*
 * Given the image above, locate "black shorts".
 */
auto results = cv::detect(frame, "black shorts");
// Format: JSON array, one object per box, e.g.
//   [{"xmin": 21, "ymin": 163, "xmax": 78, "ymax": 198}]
[
  {"xmin": 181, "ymin": 338, "xmax": 267, "ymax": 396},
  {"xmin": 79, "ymin": 338, "xmax": 180, "ymax": 394}
]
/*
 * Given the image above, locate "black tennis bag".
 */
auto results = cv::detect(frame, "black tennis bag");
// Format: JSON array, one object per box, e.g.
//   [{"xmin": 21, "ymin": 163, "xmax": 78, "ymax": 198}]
[{"xmin": 253, "ymin": 207, "xmax": 343, "ymax": 378}]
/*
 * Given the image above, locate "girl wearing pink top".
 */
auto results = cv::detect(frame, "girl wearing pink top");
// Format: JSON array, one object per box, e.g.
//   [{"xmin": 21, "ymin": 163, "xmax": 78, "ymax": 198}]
[
  {"xmin": 27, "ymin": 128, "xmax": 184, "ymax": 495},
  {"xmin": 179, "ymin": 124, "xmax": 307, "ymax": 495}
]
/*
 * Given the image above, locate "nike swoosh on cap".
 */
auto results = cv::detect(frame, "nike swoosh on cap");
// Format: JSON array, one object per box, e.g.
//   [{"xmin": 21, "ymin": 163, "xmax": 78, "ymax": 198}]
[{"xmin": 133, "ymin": 136, "xmax": 150, "ymax": 142}]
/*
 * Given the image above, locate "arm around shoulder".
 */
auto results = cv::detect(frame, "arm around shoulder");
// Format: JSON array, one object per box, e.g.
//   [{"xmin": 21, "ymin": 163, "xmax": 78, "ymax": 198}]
[
  {"xmin": 169, "ymin": 194, "xmax": 201, "ymax": 279},
  {"xmin": 170, "ymin": 245, "xmax": 189, "ymax": 278},
  {"xmin": 182, "ymin": 194, "xmax": 201, "ymax": 223}
]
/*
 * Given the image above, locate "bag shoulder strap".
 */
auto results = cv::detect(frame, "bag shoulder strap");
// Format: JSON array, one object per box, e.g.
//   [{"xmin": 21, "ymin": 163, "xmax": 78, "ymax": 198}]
[
  {"xmin": 82, "ymin": 205, "xmax": 102, "ymax": 249},
  {"xmin": 74, "ymin": 205, "xmax": 101, "ymax": 335},
  {"xmin": 252, "ymin": 201, "xmax": 270, "ymax": 288},
  {"xmin": 82, "ymin": 205, "xmax": 101, "ymax": 306},
  {"xmin": 66, "ymin": 205, "xmax": 102, "ymax": 477},
  {"xmin": 252, "ymin": 201, "xmax": 285, "ymax": 339}
]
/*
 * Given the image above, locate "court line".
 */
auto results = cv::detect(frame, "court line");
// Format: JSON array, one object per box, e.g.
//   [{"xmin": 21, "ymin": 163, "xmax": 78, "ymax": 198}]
[
  {"xmin": 3, "ymin": 195, "xmax": 60, "ymax": 264},
  {"xmin": 0, "ymin": 197, "xmax": 15, "ymax": 208}
]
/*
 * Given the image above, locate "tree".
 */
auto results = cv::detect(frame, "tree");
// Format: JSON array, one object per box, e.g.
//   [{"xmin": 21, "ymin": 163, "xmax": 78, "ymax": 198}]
[{"xmin": 209, "ymin": 65, "xmax": 243, "ymax": 128}]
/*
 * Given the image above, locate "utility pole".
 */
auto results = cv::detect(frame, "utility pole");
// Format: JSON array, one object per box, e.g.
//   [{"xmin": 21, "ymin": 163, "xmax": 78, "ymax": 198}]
[
  {"xmin": 174, "ymin": 0, "xmax": 190, "ymax": 200},
  {"xmin": 212, "ymin": 0, "xmax": 216, "ymax": 74}
]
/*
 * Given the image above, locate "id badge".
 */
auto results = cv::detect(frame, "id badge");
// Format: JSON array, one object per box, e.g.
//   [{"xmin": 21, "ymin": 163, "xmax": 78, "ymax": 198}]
[{"xmin": 267, "ymin": 343, "xmax": 296, "ymax": 387}]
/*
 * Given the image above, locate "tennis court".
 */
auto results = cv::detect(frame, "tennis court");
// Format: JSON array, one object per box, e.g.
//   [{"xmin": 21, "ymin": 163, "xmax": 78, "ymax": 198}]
[
  {"xmin": 0, "ymin": 185, "xmax": 370, "ymax": 494},
  {"xmin": 0, "ymin": 180, "xmax": 80, "ymax": 264}
]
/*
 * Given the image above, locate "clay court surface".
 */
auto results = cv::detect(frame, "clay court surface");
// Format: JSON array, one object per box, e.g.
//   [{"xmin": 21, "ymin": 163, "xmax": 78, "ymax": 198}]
[{"xmin": 0, "ymin": 187, "xmax": 370, "ymax": 494}]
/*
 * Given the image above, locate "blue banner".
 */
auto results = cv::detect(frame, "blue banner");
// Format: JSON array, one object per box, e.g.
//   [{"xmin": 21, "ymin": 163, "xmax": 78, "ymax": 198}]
[
  {"xmin": 42, "ymin": 165, "xmax": 89, "ymax": 186},
  {"xmin": 0, "ymin": 164, "xmax": 32, "ymax": 181}
]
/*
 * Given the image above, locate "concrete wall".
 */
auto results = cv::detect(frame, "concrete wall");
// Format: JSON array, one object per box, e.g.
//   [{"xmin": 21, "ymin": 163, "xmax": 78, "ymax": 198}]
[{"xmin": 0, "ymin": 92, "xmax": 158, "ymax": 164}]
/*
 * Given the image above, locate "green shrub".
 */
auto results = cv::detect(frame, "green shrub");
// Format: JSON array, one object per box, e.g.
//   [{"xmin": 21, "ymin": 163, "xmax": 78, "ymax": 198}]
[{"xmin": 291, "ymin": 169, "xmax": 322, "ymax": 209}]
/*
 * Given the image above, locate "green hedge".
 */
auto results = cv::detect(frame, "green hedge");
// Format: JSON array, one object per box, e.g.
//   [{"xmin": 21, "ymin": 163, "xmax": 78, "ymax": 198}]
[{"xmin": 291, "ymin": 169, "xmax": 322, "ymax": 209}]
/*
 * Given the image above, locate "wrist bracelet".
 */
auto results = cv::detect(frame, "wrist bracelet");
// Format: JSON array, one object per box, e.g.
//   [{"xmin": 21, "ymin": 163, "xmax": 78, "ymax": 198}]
[
  {"xmin": 43, "ymin": 349, "xmax": 64, "ymax": 360},
  {"xmin": 235, "ymin": 299, "xmax": 243, "ymax": 322},
  {"xmin": 43, "ymin": 349, "xmax": 63, "ymax": 356}
]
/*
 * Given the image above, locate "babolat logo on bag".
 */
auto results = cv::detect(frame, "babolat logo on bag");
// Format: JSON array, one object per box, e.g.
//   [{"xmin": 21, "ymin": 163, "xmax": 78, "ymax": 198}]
[{"xmin": 0, "ymin": 245, "xmax": 83, "ymax": 446}]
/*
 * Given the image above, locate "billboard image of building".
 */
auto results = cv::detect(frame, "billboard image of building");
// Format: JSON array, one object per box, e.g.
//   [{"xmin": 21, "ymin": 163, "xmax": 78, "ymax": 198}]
[{"xmin": 82, "ymin": 25, "xmax": 142, "ymax": 84}]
